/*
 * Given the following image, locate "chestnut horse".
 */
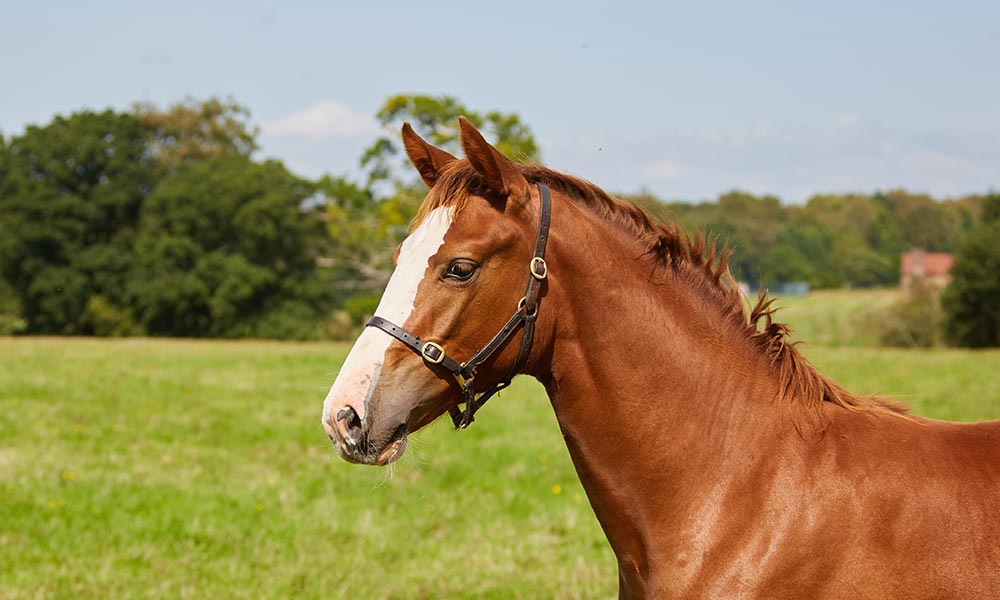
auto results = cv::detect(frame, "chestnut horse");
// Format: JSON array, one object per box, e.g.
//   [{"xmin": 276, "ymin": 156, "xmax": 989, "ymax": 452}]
[{"xmin": 322, "ymin": 118, "xmax": 1000, "ymax": 598}]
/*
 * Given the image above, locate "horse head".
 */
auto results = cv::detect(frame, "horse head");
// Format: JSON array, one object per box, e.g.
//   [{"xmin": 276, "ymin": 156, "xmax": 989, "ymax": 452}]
[{"xmin": 321, "ymin": 118, "xmax": 551, "ymax": 465}]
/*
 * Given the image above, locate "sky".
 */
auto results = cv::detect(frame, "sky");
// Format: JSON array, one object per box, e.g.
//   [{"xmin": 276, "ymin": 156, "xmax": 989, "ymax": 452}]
[{"xmin": 2, "ymin": 0, "xmax": 998, "ymax": 203}]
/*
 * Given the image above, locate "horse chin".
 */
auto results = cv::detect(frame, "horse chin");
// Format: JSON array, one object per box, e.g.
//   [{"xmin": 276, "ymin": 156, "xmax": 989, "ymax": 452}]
[{"xmin": 374, "ymin": 426, "xmax": 408, "ymax": 466}]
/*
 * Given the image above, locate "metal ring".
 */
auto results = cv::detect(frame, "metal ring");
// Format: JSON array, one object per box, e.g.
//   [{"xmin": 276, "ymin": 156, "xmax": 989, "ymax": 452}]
[
  {"xmin": 421, "ymin": 341, "xmax": 446, "ymax": 364},
  {"xmin": 517, "ymin": 296, "xmax": 538, "ymax": 317},
  {"xmin": 530, "ymin": 257, "xmax": 547, "ymax": 280}
]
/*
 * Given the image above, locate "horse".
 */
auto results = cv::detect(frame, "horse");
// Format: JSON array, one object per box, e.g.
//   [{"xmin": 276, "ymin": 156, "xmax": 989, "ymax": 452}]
[{"xmin": 321, "ymin": 117, "xmax": 1000, "ymax": 599}]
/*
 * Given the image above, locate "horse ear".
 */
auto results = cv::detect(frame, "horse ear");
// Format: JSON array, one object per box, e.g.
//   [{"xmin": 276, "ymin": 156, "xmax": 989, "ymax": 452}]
[
  {"xmin": 458, "ymin": 116, "xmax": 528, "ymax": 198},
  {"xmin": 402, "ymin": 122, "xmax": 457, "ymax": 188}
]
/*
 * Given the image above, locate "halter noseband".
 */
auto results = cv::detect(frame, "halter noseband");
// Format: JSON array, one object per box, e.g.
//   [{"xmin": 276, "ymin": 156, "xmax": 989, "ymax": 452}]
[{"xmin": 365, "ymin": 183, "xmax": 552, "ymax": 429}]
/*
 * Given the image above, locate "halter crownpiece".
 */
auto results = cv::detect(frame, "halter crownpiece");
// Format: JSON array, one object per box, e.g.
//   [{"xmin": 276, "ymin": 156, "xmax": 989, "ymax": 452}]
[{"xmin": 365, "ymin": 183, "xmax": 552, "ymax": 429}]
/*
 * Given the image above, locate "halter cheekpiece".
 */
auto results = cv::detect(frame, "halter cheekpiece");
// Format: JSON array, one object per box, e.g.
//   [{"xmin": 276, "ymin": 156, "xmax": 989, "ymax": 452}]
[{"xmin": 365, "ymin": 183, "xmax": 552, "ymax": 429}]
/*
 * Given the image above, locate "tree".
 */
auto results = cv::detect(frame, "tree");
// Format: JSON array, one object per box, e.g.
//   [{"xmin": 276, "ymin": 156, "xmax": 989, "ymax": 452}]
[
  {"xmin": 760, "ymin": 224, "xmax": 836, "ymax": 287},
  {"xmin": 359, "ymin": 94, "xmax": 540, "ymax": 186},
  {"xmin": 132, "ymin": 96, "xmax": 258, "ymax": 171},
  {"xmin": 941, "ymin": 192, "xmax": 1000, "ymax": 347},
  {"xmin": 830, "ymin": 233, "xmax": 895, "ymax": 288},
  {"xmin": 797, "ymin": 194, "xmax": 897, "ymax": 287},
  {"xmin": 694, "ymin": 191, "xmax": 784, "ymax": 283},
  {"xmin": 130, "ymin": 154, "xmax": 329, "ymax": 339},
  {"xmin": 879, "ymin": 190, "xmax": 962, "ymax": 253},
  {"xmin": 316, "ymin": 175, "xmax": 414, "ymax": 296},
  {"xmin": 0, "ymin": 110, "xmax": 158, "ymax": 333}
]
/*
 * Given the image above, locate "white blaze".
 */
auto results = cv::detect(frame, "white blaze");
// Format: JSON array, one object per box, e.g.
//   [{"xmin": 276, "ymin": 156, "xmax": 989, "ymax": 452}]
[{"xmin": 322, "ymin": 207, "xmax": 453, "ymax": 424}]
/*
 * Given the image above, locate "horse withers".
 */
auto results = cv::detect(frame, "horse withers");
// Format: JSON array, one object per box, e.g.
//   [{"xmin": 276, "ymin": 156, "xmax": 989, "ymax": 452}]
[{"xmin": 322, "ymin": 117, "xmax": 1000, "ymax": 598}]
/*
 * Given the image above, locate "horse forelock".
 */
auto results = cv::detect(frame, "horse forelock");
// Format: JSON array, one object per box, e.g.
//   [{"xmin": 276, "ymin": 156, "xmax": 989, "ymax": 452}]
[{"xmin": 412, "ymin": 160, "xmax": 908, "ymax": 421}]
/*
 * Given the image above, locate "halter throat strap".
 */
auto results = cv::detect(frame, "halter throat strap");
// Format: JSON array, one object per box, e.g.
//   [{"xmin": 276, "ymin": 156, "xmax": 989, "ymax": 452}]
[{"xmin": 365, "ymin": 183, "xmax": 552, "ymax": 429}]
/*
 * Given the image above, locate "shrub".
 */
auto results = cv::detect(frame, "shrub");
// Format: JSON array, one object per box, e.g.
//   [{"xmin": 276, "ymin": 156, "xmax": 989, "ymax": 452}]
[
  {"xmin": 0, "ymin": 279, "xmax": 25, "ymax": 335},
  {"xmin": 84, "ymin": 295, "xmax": 144, "ymax": 337},
  {"xmin": 875, "ymin": 281, "xmax": 943, "ymax": 348}
]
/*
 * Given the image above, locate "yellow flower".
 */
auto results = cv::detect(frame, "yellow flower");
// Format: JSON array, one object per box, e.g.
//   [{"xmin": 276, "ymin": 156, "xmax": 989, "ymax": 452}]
[
  {"xmin": 255, "ymin": 503, "xmax": 264, "ymax": 511},
  {"xmin": 551, "ymin": 485, "xmax": 562, "ymax": 495},
  {"xmin": 61, "ymin": 470, "xmax": 77, "ymax": 481}
]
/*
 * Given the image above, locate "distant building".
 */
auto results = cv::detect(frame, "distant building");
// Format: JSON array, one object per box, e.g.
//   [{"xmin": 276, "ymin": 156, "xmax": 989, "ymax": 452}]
[{"xmin": 901, "ymin": 249, "xmax": 954, "ymax": 291}]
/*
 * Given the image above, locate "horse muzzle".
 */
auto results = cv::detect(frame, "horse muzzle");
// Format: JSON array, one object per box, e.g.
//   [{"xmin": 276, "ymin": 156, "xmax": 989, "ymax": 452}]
[{"xmin": 323, "ymin": 406, "xmax": 408, "ymax": 466}]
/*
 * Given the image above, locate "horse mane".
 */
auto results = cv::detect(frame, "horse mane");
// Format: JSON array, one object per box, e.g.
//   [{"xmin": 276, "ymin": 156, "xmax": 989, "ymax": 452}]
[{"xmin": 415, "ymin": 161, "xmax": 908, "ymax": 422}]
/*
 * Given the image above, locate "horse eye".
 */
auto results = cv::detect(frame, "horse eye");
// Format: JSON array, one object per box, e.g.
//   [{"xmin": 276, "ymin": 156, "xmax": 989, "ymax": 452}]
[{"xmin": 444, "ymin": 260, "xmax": 477, "ymax": 281}]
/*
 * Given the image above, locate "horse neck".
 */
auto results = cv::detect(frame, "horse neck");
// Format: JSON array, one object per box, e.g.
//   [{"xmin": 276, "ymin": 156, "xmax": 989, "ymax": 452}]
[{"xmin": 531, "ymin": 204, "xmax": 786, "ymax": 556}]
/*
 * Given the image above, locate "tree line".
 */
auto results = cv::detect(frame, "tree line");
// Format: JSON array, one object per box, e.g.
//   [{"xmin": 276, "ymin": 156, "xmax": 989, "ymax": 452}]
[
  {"xmin": 0, "ymin": 95, "xmax": 996, "ymax": 345},
  {"xmin": 626, "ymin": 188, "xmax": 983, "ymax": 289}
]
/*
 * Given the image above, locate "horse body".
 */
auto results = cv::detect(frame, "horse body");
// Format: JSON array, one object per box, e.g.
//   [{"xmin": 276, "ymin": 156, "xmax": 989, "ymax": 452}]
[
  {"xmin": 538, "ymin": 203, "xmax": 1000, "ymax": 597},
  {"xmin": 323, "ymin": 118, "xmax": 1000, "ymax": 598}
]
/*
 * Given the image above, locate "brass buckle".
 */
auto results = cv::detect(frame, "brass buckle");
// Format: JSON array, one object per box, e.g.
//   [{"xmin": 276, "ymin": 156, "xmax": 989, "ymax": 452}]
[
  {"xmin": 421, "ymin": 341, "xmax": 445, "ymax": 364},
  {"xmin": 530, "ymin": 257, "xmax": 547, "ymax": 280}
]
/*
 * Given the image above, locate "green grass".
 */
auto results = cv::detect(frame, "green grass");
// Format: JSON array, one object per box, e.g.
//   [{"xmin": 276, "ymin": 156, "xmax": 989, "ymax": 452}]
[
  {"xmin": 801, "ymin": 347, "xmax": 1000, "ymax": 422},
  {"xmin": 0, "ymin": 338, "xmax": 610, "ymax": 599},
  {"xmin": 1, "ymin": 334, "xmax": 998, "ymax": 599},
  {"xmin": 767, "ymin": 288, "xmax": 901, "ymax": 347}
]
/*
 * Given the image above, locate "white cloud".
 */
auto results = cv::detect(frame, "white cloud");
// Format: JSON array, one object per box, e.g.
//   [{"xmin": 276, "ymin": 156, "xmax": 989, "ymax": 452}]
[
  {"xmin": 833, "ymin": 114, "xmax": 859, "ymax": 128},
  {"xmin": 641, "ymin": 160, "xmax": 697, "ymax": 181},
  {"xmin": 262, "ymin": 101, "xmax": 374, "ymax": 140}
]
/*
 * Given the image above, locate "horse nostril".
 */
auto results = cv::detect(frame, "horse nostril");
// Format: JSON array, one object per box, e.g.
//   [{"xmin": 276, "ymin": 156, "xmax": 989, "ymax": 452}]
[{"xmin": 336, "ymin": 406, "xmax": 364, "ymax": 446}]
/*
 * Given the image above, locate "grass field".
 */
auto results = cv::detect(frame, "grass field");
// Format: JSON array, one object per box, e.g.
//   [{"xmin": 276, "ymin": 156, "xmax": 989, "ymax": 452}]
[
  {"xmin": 768, "ymin": 288, "xmax": 901, "ymax": 347},
  {"xmin": 1, "ymin": 296, "xmax": 998, "ymax": 598}
]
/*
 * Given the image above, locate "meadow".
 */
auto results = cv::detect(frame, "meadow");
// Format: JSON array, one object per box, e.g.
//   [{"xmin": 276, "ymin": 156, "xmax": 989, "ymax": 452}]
[{"xmin": 1, "ymin": 291, "xmax": 998, "ymax": 599}]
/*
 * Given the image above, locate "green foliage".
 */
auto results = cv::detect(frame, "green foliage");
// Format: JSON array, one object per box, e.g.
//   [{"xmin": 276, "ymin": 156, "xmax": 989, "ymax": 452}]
[
  {"xmin": 709, "ymin": 191, "xmax": 784, "ymax": 282},
  {"xmin": 315, "ymin": 174, "xmax": 426, "ymax": 328},
  {"xmin": 0, "ymin": 102, "xmax": 330, "ymax": 340},
  {"xmin": 874, "ymin": 281, "xmax": 943, "ymax": 348},
  {"xmin": 637, "ymin": 188, "xmax": 982, "ymax": 290},
  {"xmin": 317, "ymin": 174, "xmax": 408, "ymax": 294},
  {"xmin": 343, "ymin": 293, "xmax": 380, "ymax": 324},
  {"xmin": 984, "ymin": 191, "xmax": 1000, "ymax": 222},
  {"xmin": 83, "ymin": 294, "xmax": 144, "ymax": 337},
  {"xmin": 831, "ymin": 233, "xmax": 896, "ymax": 287},
  {"xmin": 761, "ymin": 224, "xmax": 836, "ymax": 287},
  {"xmin": 133, "ymin": 96, "xmax": 258, "ymax": 170},
  {"xmin": 0, "ymin": 277, "xmax": 26, "ymax": 335},
  {"xmin": 361, "ymin": 94, "xmax": 540, "ymax": 186},
  {"xmin": 878, "ymin": 190, "xmax": 963, "ymax": 253},
  {"xmin": 941, "ymin": 193, "xmax": 1000, "ymax": 347},
  {"xmin": 131, "ymin": 154, "xmax": 329, "ymax": 338},
  {"xmin": 0, "ymin": 110, "xmax": 159, "ymax": 333}
]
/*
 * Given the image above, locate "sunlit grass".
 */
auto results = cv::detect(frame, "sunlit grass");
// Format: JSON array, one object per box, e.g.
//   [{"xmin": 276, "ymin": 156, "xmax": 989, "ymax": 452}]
[
  {"xmin": 770, "ymin": 288, "xmax": 900, "ymax": 347},
  {"xmin": 0, "ymin": 335, "xmax": 997, "ymax": 598},
  {"xmin": 0, "ymin": 338, "xmax": 611, "ymax": 599}
]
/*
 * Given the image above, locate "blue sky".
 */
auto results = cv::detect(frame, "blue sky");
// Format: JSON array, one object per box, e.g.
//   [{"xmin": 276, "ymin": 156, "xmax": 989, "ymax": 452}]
[{"xmin": 3, "ymin": 0, "xmax": 998, "ymax": 202}]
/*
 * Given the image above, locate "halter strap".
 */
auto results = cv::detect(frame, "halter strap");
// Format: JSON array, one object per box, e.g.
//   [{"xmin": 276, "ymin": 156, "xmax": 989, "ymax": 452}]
[{"xmin": 365, "ymin": 183, "xmax": 552, "ymax": 429}]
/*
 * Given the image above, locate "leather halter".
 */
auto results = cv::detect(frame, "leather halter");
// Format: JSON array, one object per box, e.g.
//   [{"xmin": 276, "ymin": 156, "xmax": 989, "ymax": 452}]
[{"xmin": 365, "ymin": 183, "xmax": 552, "ymax": 429}]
